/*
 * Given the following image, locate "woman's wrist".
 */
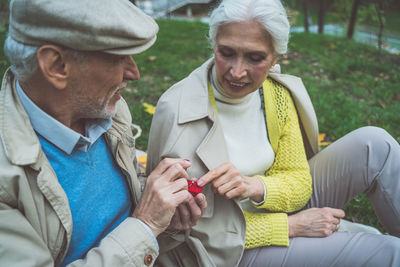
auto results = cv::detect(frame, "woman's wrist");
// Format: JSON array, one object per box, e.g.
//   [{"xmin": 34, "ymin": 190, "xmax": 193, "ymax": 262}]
[{"xmin": 246, "ymin": 176, "xmax": 265, "ymax": 203}]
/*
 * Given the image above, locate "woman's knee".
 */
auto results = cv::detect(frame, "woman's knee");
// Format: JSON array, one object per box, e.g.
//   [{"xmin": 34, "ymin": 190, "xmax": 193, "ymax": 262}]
[
  {"xmin": 349, "ymin": 126, "xmax": 396, "ymax": 160},
  {"xmin": 350, "ymin": 126, "xmax": 391, "ymax": 145}
]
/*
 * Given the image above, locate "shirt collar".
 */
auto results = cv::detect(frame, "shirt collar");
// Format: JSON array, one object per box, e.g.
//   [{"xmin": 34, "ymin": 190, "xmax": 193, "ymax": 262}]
[{"xmin": 16, "ymin": 81, "xmax": 112, "ymax": 155}]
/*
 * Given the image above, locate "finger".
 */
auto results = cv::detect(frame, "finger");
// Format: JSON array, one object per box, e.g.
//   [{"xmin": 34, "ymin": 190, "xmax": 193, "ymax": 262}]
[
  {"xmin": 160, "ymin": 163, "xmax": 189, "ymax": 183},
  {"xmin": 171, "ymin": 190, "xmax": 192, "ymax": 207},
  {"xmin": 163, "ymin": 178, "xmax": 189, "ymax": 194},
  {"xmin": 224, "ymin": 186, "xmax": 246, "ymax": 199},
  {"xmin": 186, "ymin": 197, "xmax": 202, "ymax": 223},
  {"xmin": 332, "ymin": 217, "xmax": 341, "ymax": 225},
  {"xmin": 178, "ymin": 203, "xmax": 192, "ymax": 229},
  {"xmin": 194, "ymin": 193, "xmax": 207, "ymax": 214},
  {"xmin": 168, "ymin": 211, "xmax": 183, "ymax": 231},
  {"xmin": 214, "ymin": 174, "xmax": 242, "ymax": 197},
  {"xmin": 151, "ymin": 158, "xmax": 191, "ymax": 177},
  {"xmin": 329, "ymin": 208, "xmax": 346, "ymax": 218},
  {"xmin": 197, "ymin": 163, "xmax": 230, "ymax": 187}
]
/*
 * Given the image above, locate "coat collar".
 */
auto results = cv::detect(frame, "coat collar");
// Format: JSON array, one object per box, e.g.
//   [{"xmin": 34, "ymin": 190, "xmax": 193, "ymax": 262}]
[
  {"xmin": 0, "ymin": 69, "xmax": 42, "ymax": 166},
  {"xmin": 177, "ymin": 58, "xmax": 216, "ymax": 125}
]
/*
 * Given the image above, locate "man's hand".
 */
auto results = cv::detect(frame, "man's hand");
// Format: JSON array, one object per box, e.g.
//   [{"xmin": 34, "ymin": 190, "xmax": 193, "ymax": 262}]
[
  {"xmin": 167, "ymin": 192, "xmax": 207, "ymax": 231},
  {"xmin": 197, "ymin": 162, "xmax": 264, "ymax": 202},
  {"xmin": 133, "ymin": 158, "xmax": 193, "ymax": 237},
  {"xmin": 288, "ymin": 207, "xmax": 345, "ymax": 238}
]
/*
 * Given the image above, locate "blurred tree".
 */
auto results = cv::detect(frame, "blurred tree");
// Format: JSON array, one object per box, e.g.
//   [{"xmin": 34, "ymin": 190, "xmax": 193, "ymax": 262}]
[
  {"xmin": 318, "ymin": 0, "xmax": 335, "ymax": 34},
  {"xmin": 375, "ymin": 1, "xmax": 384, "ymax": 51},
  {"xmin": 304, "ymin": 0, "xmax": 309, "ymax": 32},
  {"xmin": 347, "ymin": 0, "xmax": 361, "ymax": 39}
]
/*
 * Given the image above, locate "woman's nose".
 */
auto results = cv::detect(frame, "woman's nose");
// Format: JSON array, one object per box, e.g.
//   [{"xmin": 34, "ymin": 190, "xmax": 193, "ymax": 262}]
[{"xmin": 230, "ymin": 59, "xmax": 246, "ymax": 80}]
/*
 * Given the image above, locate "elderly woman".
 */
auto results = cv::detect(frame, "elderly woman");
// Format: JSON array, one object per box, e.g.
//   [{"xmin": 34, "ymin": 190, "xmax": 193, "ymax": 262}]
[{"xmin": 147, "ymin": 0, "xmax": 400, "ymax": 266}]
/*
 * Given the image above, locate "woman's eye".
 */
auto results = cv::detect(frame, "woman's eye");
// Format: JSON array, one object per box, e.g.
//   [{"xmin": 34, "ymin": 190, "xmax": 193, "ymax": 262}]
[
  {"xmin": 219, "ymin": 49, "xmax": 234, "ymax": 57},
  {"xmin": 248, "ymin": 54, "xmax": 265, "ymax": 62}
]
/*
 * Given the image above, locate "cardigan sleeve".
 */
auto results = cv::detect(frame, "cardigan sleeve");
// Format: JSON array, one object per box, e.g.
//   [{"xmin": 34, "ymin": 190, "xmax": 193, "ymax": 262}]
[
  {"xmin": 243, "ymin": 210, "xmax": 289, "ymax": 248},
  {"xmin": 254, "ymin": 81, "xmax": 312, "ymax": 213}
]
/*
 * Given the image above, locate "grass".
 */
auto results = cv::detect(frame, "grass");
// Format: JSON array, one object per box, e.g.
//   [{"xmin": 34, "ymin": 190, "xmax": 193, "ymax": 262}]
[{"xmin": 1, "ymin": 19, "xmax": 399, "ymax": 232}]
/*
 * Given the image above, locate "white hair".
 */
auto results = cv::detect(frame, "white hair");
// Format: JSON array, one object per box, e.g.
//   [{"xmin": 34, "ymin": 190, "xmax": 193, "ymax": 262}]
[
  {"xmin": 4, "ymin": 36, "xmax": 88, "ymax": 82},
  {"xmin": 209, "ymin": 0, "xmax": 290, "ymax": 54},
  {"xmin": 4, "ymin": 35, "xmax": 40, "ymax": 82}
]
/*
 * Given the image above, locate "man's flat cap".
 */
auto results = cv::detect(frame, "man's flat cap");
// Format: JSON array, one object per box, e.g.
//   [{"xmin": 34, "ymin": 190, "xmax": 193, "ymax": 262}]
[{"xmin": 9, "ymin": 0, "xmax": 159, "ymax": 55}]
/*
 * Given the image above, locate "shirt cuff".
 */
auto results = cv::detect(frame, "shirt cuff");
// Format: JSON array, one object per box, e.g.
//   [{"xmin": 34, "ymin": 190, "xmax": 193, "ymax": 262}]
[
  {"xmin": 251, "ymin": 177, "xmax": 267, "ymax": 206},
  {"xmin": 133, "ymin": 218, "xmax": 159, "ymax": 250}
]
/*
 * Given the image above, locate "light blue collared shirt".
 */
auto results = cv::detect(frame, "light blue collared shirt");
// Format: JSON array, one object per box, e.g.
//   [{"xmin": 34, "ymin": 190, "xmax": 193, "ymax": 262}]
[{"xmin": 16, "ymin": 81, "xmax": 112, "ymax": 155}]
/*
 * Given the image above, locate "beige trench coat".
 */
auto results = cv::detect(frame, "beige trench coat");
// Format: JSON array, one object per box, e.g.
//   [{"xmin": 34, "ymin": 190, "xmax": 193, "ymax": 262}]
[
  {"xmin": 147, "ymin": 58, "xmax": 319, "ymax": 267},
  {"xmin": 0, "ymin": 69, "xmax": 158, "ymax": 267}
]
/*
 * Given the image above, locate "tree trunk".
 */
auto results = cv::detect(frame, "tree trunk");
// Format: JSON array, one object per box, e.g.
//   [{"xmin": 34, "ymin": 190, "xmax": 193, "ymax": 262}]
[
  {"xmin": 318, "ymin": 0, "xmax": 326, "ymax": 34},
  {"xmin": 375, "ymin": 1, "xmax": 384, "ymax": 52},
  {"xmin": 347, "ymin": 0, "xmax": 361, "ymax": 39},
  {"xmin": 304, "ymin": 0, "xmax": 309, "ymax": 33}
]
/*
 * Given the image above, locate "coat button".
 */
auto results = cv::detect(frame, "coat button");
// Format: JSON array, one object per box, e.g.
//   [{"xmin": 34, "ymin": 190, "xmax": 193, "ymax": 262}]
[{"xmin": 144, "ymin": 254, "xmax": 153, "ymax": 266}]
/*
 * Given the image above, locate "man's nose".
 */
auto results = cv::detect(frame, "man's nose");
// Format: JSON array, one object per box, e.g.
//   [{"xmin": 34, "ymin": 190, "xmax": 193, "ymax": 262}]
[{"xmin": 124, "ymin": 56, "xmax": 140, "ymax": 81}]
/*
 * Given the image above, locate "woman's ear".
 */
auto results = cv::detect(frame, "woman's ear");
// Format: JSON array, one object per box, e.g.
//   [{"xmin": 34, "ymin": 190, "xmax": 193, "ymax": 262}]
[
  {"xmin": 37, "ymin": 45, "xmax": 69, "ymax": 90},
  {"xmin": 272, "ymin": 55, "xmax": 279, "ymax": 67}
]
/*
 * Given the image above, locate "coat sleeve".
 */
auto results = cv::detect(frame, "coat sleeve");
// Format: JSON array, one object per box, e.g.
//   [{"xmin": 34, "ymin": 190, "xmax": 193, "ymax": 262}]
[
  {"xmin": 0, "ymin": 201, "xmax": 159, "ymax": 267},
  {"xmin": 254, "ymin": 84, "xmax": 312, "ymax": 213}
]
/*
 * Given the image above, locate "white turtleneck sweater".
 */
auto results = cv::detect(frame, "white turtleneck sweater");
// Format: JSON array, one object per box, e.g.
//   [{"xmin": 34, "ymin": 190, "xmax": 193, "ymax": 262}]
[{"xmin": 210, "ymin": 67, "xmax": 275, "ymax": 177}]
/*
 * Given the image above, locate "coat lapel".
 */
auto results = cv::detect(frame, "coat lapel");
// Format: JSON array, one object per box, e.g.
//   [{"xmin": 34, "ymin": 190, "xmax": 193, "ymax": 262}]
[{"xmin": 177, "ymin": 58, "xmax": 230, "ymax": 171}]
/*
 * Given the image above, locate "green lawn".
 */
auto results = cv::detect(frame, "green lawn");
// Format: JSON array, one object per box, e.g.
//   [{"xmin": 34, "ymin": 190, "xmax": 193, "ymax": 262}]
[{"xmin": 1, "ymin": 19, "xmax": 399, "ymax": 232}]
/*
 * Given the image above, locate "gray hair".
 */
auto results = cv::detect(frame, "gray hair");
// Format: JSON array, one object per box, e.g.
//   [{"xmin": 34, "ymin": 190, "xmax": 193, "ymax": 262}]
[
  {"xmin": 208, "ymin": 0, "xmax": 290, "ymax": 54},
  {"xmin": 4, "ymin": 35, "xmax": 40, "ymax": 82},
  {"xmin": 4, "ymin": 36, "xmax": 88, "ymax": 82}
]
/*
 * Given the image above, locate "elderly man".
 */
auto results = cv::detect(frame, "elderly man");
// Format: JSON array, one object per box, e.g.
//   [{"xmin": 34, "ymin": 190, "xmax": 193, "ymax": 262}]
[{"xmin": 0, "ymin": 0, "xmax": 206, "ymax": 266}]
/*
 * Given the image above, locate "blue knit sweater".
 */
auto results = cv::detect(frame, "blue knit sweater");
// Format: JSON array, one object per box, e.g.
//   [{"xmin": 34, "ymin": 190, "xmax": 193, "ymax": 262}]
[{"xmin": 38, "ymin": 135, "xmax": 131, "ymax": 266}]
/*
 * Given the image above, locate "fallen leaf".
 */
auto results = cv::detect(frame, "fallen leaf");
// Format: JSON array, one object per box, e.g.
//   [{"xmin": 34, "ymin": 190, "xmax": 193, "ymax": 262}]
[
  {"xmin": 319, "ymin": 133, "xmax": 332, "ymax": 147},
  {"xmin": 142, "ymin": 102, "xmax": 156, "ymax": 115},
  {"xmin": 147, "ymin": 55, "xmax": 157, "ymax": 61}
]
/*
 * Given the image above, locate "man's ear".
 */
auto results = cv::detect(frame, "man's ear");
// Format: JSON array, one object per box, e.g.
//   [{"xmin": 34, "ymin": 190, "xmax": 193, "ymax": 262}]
[{"xmin": 37, "ymin": 45, "xmax": 69, "ymax": 90}]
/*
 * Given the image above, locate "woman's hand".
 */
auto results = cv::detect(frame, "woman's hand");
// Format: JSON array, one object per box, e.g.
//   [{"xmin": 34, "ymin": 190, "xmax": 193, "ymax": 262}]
[
  {"xmin": 288, "ymin": 207, "xmax": 345, "ymax": 238},
  {"xmin": 197, "ymin": 162, "xmax": 264, "ymax": 202}
]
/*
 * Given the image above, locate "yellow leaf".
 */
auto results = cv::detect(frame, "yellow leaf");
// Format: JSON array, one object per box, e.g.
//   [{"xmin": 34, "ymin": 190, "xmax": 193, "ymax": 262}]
[
  {"xmin": 142, "ymin": 102, "xmax": 156, "ymax": 115},
  {"xmin": 138, "ymin": 155, "xmax": 147, "ymax": 173},
  {"xmin": 147, "ymin": 55, "xmax": 157, "ymax": 61},
  {"xmin": 318, "ymin": 133, "xmax": 332, "ymax": 147}
]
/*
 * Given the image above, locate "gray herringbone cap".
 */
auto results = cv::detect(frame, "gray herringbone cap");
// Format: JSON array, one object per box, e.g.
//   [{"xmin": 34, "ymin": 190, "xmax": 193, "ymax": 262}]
[{"xmin": 9, "ymin": 0, "xmax": 159, "ymax": 55}]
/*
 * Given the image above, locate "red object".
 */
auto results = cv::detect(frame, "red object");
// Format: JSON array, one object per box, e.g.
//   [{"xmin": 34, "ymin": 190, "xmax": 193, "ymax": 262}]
[{"xmin": 187, "ymin": 180, "xmax": 203, "ymax": 196}]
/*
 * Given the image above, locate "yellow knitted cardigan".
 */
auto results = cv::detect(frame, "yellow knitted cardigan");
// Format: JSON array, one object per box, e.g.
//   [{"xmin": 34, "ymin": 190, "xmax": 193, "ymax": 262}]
[{"xmin": 209, "ymin": 77, "xmax": 312, "ymax": 248}]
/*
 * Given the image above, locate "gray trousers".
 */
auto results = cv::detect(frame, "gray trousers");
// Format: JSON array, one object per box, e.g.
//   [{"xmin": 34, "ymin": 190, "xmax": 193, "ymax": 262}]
[{"xmin": 239, "ymin": 127, "xmax": 400, "ymax": 267}]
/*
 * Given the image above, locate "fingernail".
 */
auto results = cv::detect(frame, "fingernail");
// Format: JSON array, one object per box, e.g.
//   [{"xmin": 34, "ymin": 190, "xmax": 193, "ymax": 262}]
[
  {"xmin": 184, "ymin": 159, "xmax": 191, "ymax": 163},
  {"xmin": 197, "ymin": 180, "xmax": 204, "ymax": 187}
]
